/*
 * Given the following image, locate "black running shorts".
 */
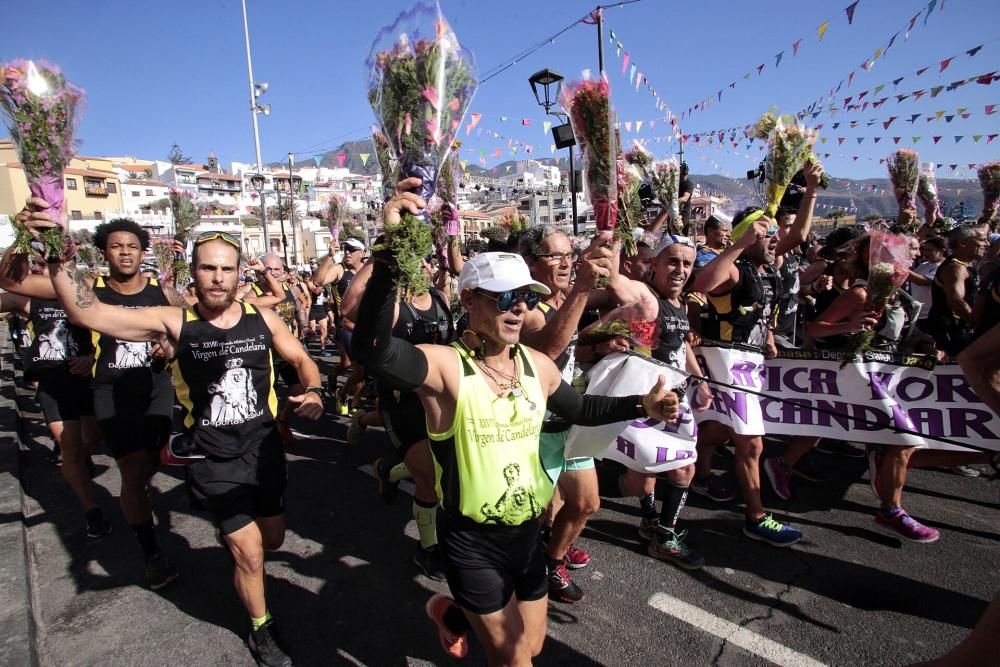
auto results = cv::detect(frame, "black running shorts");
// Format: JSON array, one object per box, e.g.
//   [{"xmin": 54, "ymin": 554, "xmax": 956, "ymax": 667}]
[
  {"xmin": 92, "ymin": 379, "xmax": 174, "ymax": 459},
  {"xmin": 436, "ymin": 513, "xmax": 547, "ymax": 615},
  {"xmin": 381, "ymin": 391, "xmax": 428, "ymax": 455},
  {"xmin": 309, "ymin": 305, "xmax": 327, "ymax": 322},
  {"xmin": 186, "ymin": 431, "xmax": 287, "ymax": 535},
  {"xmin": 36, "ymin": 371, "xmax": 94, "ymax": 424}
]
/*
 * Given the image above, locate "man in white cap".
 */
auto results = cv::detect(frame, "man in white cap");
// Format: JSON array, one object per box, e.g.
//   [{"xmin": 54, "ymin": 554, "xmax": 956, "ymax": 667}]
[{"xmin": 353, "ymin": 177, "xmax": 680, "ymax": 666}]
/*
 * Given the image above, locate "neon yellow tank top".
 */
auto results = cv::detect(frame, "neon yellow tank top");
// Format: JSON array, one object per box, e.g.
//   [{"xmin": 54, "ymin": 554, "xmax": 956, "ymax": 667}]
[{"xmin": 428, "ymin": 342, "xmax": 553, "ymax": 526}]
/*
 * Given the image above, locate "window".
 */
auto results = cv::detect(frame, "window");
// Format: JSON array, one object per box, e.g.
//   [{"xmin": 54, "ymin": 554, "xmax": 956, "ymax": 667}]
[
  {"xmin": 146, "ymin": 189, "xmax": 153, "ymax": 196},
  {"xmin": 106, "ymin": 181, "xmax": 117, "ymax": 193},
  {"xmin": 71, "ymin": 210, "xmax": 82, "ymax": 220},
  {"xmin": 94, "ymin": 211, "xmax": 103, "ymax": 220},
  {"xmin": 131, "ymin": 190, "xmax": 140, "ymax": 197},
  {"xmin": 66, "ymin": 178, "xmax": 77, "ymax": 190}
]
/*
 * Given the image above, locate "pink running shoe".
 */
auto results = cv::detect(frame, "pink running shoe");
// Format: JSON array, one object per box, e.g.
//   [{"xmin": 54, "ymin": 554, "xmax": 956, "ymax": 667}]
[
  {"xmin": 564, "ymin": 544, "xmax": 591, "ymax": 570},
  {"xmin": 425, "ymin": 594, "xmax": 469, "ymax": 659},
  {"xmin": 763, "ymin": 457, "xmax": 793, "ymax": 501},
  {"xmin": 874, "ymin": 508, "xmax": 940, "ymax": 543}
]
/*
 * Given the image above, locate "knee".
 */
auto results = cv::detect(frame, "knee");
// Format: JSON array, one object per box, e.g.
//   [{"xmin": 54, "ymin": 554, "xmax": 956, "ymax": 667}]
[
  {"xmin": 566, "ymin": 489, "xmax": 600, "ymax": 517},
  {"xmin": 231, "ymin": 542, "xmax": 265, "ymax": 574},
  {"xmin": 736, "ymin": 437, "xmax": 763, "ymax": 460},
  {"xmin": 668, "ymin": 464, "xmax": 696, "ymax": 486}
]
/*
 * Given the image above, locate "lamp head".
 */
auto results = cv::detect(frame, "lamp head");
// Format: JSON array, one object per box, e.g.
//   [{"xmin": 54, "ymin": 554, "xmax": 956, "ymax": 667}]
[
  {"xmin": 254, "ymin": 81, "xmax": 269, "ymax": 96},
  {"xmin": 528, "ymin": 68, "xmax": 564, "ymax": 111}
]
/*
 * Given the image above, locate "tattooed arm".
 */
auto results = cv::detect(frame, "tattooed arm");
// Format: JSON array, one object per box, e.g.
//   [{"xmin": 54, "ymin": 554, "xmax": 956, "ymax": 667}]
[{"xmin": 161, "ymin": 284, "xmax": 189, "ymax": 308}]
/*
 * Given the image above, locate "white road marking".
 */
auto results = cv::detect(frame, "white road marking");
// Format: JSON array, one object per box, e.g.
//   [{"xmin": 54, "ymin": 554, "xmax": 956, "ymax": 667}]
[{"xmin": 648, "ymin": 593, "xmax": 826, "ymax": 667}]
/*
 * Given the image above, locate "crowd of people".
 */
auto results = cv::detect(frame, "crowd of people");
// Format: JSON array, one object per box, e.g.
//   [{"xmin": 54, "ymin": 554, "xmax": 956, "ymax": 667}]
[{"xmin": 1, "ymin": 162, "xmax": 999, "ymax": 666}]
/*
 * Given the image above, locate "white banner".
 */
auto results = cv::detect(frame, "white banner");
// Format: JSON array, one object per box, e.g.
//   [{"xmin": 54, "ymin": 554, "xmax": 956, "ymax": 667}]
[
  {"xmin": 695, "ymin": 346, "xmax": 1000, "ymax": 452},
  {"xmin": 563, "ymin": 353, "xmax": 697, "ymax": 473}
]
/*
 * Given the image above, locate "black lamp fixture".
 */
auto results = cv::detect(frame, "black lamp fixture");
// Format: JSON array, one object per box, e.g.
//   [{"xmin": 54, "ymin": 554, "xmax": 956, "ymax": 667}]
[
  {"xmin": 249, "ymin": 173, "xmax": 266, "ymax": 194},
  {"xmin": 528, "ymin": 67, "xmax": 578, "ymax": 233},
  {"xmin": 528, "ymin": 68, "xmax": 564, "ymax": 111}
]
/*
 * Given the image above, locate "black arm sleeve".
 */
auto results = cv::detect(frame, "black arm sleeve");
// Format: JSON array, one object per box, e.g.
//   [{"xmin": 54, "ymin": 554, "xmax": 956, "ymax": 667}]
[
  {"xmin": 545, "ymin": 381, "xmax": 645, "ymax": 426},
  {"xmin": 352, "ymin": 261, "xmax": 428, "ymax": 392}
]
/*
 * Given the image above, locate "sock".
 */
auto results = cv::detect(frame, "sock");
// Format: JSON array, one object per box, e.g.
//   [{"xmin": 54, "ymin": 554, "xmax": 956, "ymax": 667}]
[
  {"xmin": 658, "ymin": 483, "xmax": 690, "ymax": 530},
  {"xmin": 443, "ymin": 605, "xmax": 470, "ymax": 634},
  {"xmin": 880, "ymin": 506, "xmax": 903, "ymax": 517},
  {"xmin": 131, "ymin": 519, "xmax": 160, "ymax": 561},
  {"xmin": 389, "ymin": 462, "xmax": 411, "ymax": 483},
  {"xmin": 251, "ymin": 611, "xmax": 272, "ymax": 631},
  {"xmin": 413, "ymin": 499, "xmax": 438, "ymax": 549},
  {"xmin": 639, "ymin": 491, "xmax": 657, "ymax": 519}
]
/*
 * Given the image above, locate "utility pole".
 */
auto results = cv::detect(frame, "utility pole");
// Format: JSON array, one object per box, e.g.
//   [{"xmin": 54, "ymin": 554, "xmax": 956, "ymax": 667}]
[
  {"xmin": 595, "ymin": 7, "xmax": 605, "ymax": 73},
  {"xmin": 288, "ymin": 152, "xmax": 297, "ymax": 268},
  {"xmin": 241, "ymin": 0, "xmax": 269, "ymax": 255}
]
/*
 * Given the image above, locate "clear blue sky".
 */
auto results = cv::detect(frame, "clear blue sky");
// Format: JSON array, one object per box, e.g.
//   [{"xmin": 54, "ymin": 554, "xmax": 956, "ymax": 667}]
[{"xmin": 3, "ymin": 0, "xmax": 999, "ymax": 180}]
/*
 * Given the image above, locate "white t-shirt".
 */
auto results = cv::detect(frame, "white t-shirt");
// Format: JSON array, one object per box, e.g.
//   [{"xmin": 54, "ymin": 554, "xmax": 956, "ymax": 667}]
[{"xmin": 910, "ymin": 261, "xmax": 942, "ymax": 320}]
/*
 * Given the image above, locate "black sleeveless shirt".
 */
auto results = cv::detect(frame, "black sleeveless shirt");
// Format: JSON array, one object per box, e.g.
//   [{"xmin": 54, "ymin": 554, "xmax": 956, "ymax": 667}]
[
  {"xmin": 172, "ymin": 303, "xmax": 278, "ymax": 457},
  {"xmin": 699, "ymin": 259, "xmax": 777, "ymax": 351},
  {"xmin": 652, "ymin": 296, "xmax": 690, "ymax": 370},
  {"xmin": 927, "ymin": 257, "xmax": 978, "ymax": 353},
  {"xmin": 25, "ymin": 299, "xmax": 92, "ymax": 380},
  {"xmin": 92, "ymin": 276, "xmax": 171, "ymax": 388}
]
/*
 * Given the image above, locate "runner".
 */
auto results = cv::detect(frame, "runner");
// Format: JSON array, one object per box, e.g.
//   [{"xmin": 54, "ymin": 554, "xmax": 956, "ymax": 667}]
[
  {"xmin": 352, "ymin": 177, "xmax": 679, "ymax": 664},
  {"xmin": 305, "ymin": 278, "xmax": 332, "ymax": 356},
  {"xmin": 24, "ymin": 203, "xmax": 323, "ymax": 666},
  {"xmin": 926, "ymin": 224, "xmax": 989, "ymax": 358}
]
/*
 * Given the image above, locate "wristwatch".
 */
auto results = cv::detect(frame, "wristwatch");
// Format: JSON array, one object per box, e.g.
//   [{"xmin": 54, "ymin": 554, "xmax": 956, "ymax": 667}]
[{"xmin": 304, "ymin": 386, "xmax": 324, "ymax": 397}]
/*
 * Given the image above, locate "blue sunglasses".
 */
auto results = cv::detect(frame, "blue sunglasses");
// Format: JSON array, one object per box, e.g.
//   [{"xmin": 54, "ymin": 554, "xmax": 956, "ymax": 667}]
[{"xmin": 477, "ymin": 289, "xmax": 541, "ymax": 312}]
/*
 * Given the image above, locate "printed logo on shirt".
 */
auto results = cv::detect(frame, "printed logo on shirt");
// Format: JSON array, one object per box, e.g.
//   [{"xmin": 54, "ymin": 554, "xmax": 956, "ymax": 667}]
[
  {"xmin": 204, "ymin": 357, "xmax": 265, "ymax": 427},
  {"xmin": 34, "ymin": 320, "xmax": 68, "ymax": 361},
  {"xmin": 109, "ymin": 340, "xmax": 152, "ymax": 369}
]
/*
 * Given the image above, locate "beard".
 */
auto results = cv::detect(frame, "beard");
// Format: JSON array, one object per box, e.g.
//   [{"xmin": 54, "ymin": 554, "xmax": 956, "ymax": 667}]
[{"xmin": 195, "ymin": 283, "xmax": 238, "ymax": 310}]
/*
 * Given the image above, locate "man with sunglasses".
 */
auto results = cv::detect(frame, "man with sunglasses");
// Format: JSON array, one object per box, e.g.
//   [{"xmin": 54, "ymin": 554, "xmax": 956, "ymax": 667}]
[
  {"xmin": 353, "ymin": 177, "xmax": 679, "ymax": 664},
  {"xmin": 518, "ymin": 226, "xmax": 614, "ymax": 604},
  {"xmin": 23, "ymin": 206, "xmax": 324, "ymax": 667},
  {"xmin": 690, "ymin": 161, "xmax": 820, "ymax": 547}
]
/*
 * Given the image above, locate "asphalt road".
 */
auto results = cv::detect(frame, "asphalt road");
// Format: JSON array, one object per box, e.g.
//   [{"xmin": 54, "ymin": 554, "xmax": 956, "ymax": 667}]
[{"xmin": 11, "ymin": 349, "xmax": 1000, "ymax": 666}]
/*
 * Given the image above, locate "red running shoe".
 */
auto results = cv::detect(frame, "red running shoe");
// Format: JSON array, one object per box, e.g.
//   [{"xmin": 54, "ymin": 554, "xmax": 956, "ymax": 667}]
[
  {"xmin": 425, "ymin": 594, "xmax": 469, "ymax": 659},
  {"xmin": 563, "ymin": 544, "xmax": 591, "ymax": 570}
]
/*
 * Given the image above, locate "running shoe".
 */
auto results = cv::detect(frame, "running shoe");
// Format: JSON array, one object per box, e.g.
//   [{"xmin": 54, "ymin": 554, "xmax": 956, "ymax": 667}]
[
  {"xmin": 372, "ymin": 458, "xmax": 399, "ymax": 504},
  {"xmin": 247, "ymin": 619, "xmax": 293, "ymax": 667},
  {"xmin": 816, "ymin": 440, "xmax": 866, "ymax": 458},
  {"xmin": 160, "ymin": 433, "xmax": 206, "ymax": 466},
  {"xmin": 413, "ymin": 545, "xmax": 447, "ymax": 582},
  {"xmin": 638, "ymin": 517, "xmax": 660, "ymax": 541},
  {"xmin": 334, "ymin": 390, "xmax": 349, "ymax": 417},
  {"xmin": 548, "ymin": 561, "xmax": 585, "ymax": 603},
  {"xmin": 791, "ymin": 457, "xmax": 829, "ymax": 483},
  {"xmin": 763, "ymin": 457, "xmax": 793, "ymax": 501},
  {"xmin": 425, "ymin": 594, "xmax": 469, "ymax": 659},
  {"xmin": 346, "ymin": 412, "xmax": 366, "ymax": 446},
  {"xmin": 951, "ymin": 465, "xmax": 980, "ymax": 478},
  {"xmin": 319, "ymin": 350, "xmax": 333, "ymax": 358},
  {"xmin": 867, "ymin": 446, "xmax": 883, "ymax": 501},
  {"xmin": 144, "ymin": 553, "xmax": 179, "ymax": 591},
  {"xmin": 690, "ymin": 474, "xmax": 735, "ymax": 502},
  {"xmin": 874, "ymin": 508, "xmax": 940, "ymax": 543},
  {"xmin": 85, "ymin": 508, "xmax": 112, "ymax": 539},
  {"xmin": 648, "ymin": 528, "xmax": 705, "ymax": 570},
  {"xmin": 563, "ymin": 544, "xmax": 591, "ymax": 570},
  {"xmin": 742, "ymin": 514, "xmax": 801, "ymax": 547}
]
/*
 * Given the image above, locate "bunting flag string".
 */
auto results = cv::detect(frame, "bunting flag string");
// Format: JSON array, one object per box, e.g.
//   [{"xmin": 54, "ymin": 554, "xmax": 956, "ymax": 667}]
[
  {"xmin": 676, "ymin": 0, "xmax": 945, "ymax": 121},
  {"xmin": 795, "ymin": 36, "xmax": 996, "ymax": 119},
  {"xmin": 605, "ymin": 24, "xmax": 682, "ymax": 139}
]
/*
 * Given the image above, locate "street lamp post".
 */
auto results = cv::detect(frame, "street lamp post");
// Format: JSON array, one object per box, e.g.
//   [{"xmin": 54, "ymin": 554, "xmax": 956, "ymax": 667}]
[
  {"xmin": 529, "ymin": 68, "xmax": 578, "ymax": 235},
  {"xmin": 287, "ymin": 153, "xmax": 299, "ymax": 268},
  {"xmin": 241, "ymin": 0, "xmax": 272, "ymax": 258}
]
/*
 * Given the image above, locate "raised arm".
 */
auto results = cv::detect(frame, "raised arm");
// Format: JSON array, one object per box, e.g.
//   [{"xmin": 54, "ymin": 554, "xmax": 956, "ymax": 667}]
[
  {"xmin": 446, "ymin": 237, "xmax": 465, "ymax": 277},
  {"xmin": 692, "ymin": 217, "xmax": 769, "ymax": 295},
  {"xmin": 775, "ymin": 161, "xmax": 823, "ymax": 256},
  {"xmin": 937, "ymin": 262, "xmax": 973, "ymax": 323}
]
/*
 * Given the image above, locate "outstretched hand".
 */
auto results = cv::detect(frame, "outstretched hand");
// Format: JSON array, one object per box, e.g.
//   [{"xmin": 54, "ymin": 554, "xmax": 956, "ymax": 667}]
[
  {"xmin": 383, "ymin": 177, "xmax": 427, "ymax": 227},
  {"xmin": 288, "ymin": 392, "xmax": 324, "ymax": 420},
  {"xmin": 641, "ymin": 375, "xmax": 681, "ymax": 423}
]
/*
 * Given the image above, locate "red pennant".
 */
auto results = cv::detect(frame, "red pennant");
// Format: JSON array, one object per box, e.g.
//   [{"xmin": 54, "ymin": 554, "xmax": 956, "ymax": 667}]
[
  {"xmin": 883, "ymin": 117, "xmax": 897, "ymax": 129},
  {"xmin": 858, "ymin": 91, "xmax": 868, "ymax": 100},
  {"xmin": 913, "ymin": 90, "xmax": 926, "ymax": 100},
  {"xmin": 988, "ymin": 134, "xmax": 998, "ymax": 144},
  {"xmin": 986, "ymin": 104, "xmax": 998, "ymax": 115},
  {"xmin": 932, "ymin": 136, "xmax": 942, "ymax": 143},
  {"xmin": 848, "ymin": 71, "xmax": 855, "ymax": 87},
  {"xmin": 336, "ymin": 153, "xmax": 347, "ymax": 167},
  {"xmin": 939, "ymin": 57, "xmax": 954, "ymax": 73},
  {"xmin": 792, "ymin": 39, "xmax": 802, "ymax": 56},
  {"xmin": 976, "ymin": 72, "xmax": 997, "ymax": 85},
  {"xmin": 968, "ymin": 163, "xmax": 976, "ymax": 169},
  {"xmin": 521, "ymin": 119, "xmax": 532, "ymax": 125}
]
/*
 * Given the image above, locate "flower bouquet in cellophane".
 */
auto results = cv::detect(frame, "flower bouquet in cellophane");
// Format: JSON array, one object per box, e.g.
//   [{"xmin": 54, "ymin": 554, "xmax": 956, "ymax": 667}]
[
  {"xmin": 762, "ymin": 117, "xmax": 818, "ymax": 216},
  {"xmin": 578, "ymin": 303, "xmax": 659, "ymax": 356},
  {"xmin": 616, "ymin": 139, "xmax": 642, "ymax": 257},
  {"xmin": 323, "ymin": 192, "xmax": 344, "ymax": 247},
  {"xmin": 366, "ymin": 3, "xmax": 477, "ymax": 298},
  {"xmin": 561, "ymin": 73, "xmax": 617, "ymax": 238},
  {"xmin": 429, "ymin": 144, "xmax": 462, "ymax": 269},
  {"xmin": 977, "ymin": 161, "xmax": 1000, "ymax": 225},
  {"xmin": 839, "ymin": 231, "xmax": 911, "ymax": 367},
  {"xmin": 169, "ymin": 189, "xmax": 200, "ymax": 285},
  {"xmin": 650, "ymin": 158, "xmax": 680, "ymax": 226},
  {"xmin": 0, "ymin": 60, "xmax": 85, "ymax": 279},
  {"xmin": 887, "ymin": 149, "xmax": 919, "ymax": 228},
  {"xmin": 753, "ymin": 110, "xmax": 828, "ymax": 191},
  {"xmin": 917, "ymin": 162, "xmax": 940, "ymax": 221}
]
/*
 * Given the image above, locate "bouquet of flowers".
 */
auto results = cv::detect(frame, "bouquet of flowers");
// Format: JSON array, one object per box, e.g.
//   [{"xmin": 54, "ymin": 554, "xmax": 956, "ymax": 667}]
[
  {"xmin": 0, "ymin": 60, "xmax": 85, "ymax": 275},
  {"xmin": 763, "ymin": 117, "xmax": 818, "ymax": 216},
  {"xmin": 371, "ymin": 128, "xmax": 397, "ymax": 201},
  {"xmin": 434, "ymin": 142, "xmax": 461, "ymax": 237},
  {"xmin": 366, "ymin": 3, "xmax": 477, "ymax": 298},
  {"xmin": 753, "ymin": 111, "xmax": 828, "ymax": 189},
  {"xmin": 649, "ymin": 158, "xmax": 680, "ymax": 223},
  {"xmin": 977, "ymin": 161, "xmax": 1000, "ymax": 225},
  {"xmin": 151, "ymin": 240, "xmax": 175, "ymax": 281},
  {"xmin": 840, "ymin": 231, "xmax": 911, "ymax": 367},
  {"xmin": 917, "ymin": 162, "xmax": 941, "ymax": 220},
  {"xmin": 578, "ymin": 303, "xmax": 659, "ymax": 353},
  {"xmin": 170, "ymin": 189, "xmax": 200, "ymax": 285},
  {"xmin": 561, "ymin": 74, "xmax": 617, "ymax": 234},
  {"xmin": 623, "ymin": 141, "xmax": 653, "ymax": 171},
  {"xmin": 886, "ymin": 149, "xmax": 919, "ymax": 213},
  {"xmin": 323, "ymin": 193, "xmax": 343, "ymax": 245},
  {"xmin": 616, "ymin": 147, "xmax": 642, "ymax": 257}
]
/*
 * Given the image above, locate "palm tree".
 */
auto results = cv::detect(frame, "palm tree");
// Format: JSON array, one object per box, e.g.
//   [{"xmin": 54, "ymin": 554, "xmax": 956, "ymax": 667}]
[{"xmin": 827, "ymin": 208, "xmax": 847, "ymax": 229}]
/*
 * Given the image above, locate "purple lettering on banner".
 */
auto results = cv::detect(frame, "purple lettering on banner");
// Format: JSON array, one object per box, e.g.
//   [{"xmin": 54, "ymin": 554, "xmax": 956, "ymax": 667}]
[
  {"xmin": 720, "ymin": 390, "xmax": 749, "ymax": 424},
  {"xmin": 766, "ymin": 367, "xmax": 781, "ymax": 392},
  {"xmin": 662, "ymin": 406, "xmax": 694, "ymax": 434},
  {"xmin": 937, "ymin": 374, "xmax": 979, "ymax": 404},
  {"xmin": 811, "ymin": 368, "xmax": 841, "ymax": 396},
  {"xmin": 656, "ymin": 447, "xmax": 695, "ymax": 463},
  {"xmin": 815, "ymin": 400, "xmax": 852, "ymax": 430},
  {"xmin": 783, "ymin": 399, "xmax": 817, "ymax": 426},
  {"xmin": 630, "ymin": 417, "xmax": 662, "ymax": 430},
  {"xmin": 908, "ymin": 408, "xmax": 944, "ymax": 439},
  {"xmin": 897, "ymin": 376, "xmax": 934, "ymax": 402},
  {"xmin": 761, "ymin": 398, "xmax": 781, "ymax": 423},
  {"xmin": 616, "ymin": 436, "xmax": 636, "ymax": 459},
  {"xmin": 785, "ymin": 367, "xmax": 810, "ymax": 393},
  {"xmin": 948, "ymin": 408, "xmax": 999, "ymax": 439},
  {"xmin": 865, "ymin": 371, "xmax": 916, "ymax": 431},
  {"xmin": 851, "ymin": 404, "xmax": 891, "ymax": 431},
  {"xmin": 730, "ymin": 361, "xmax": 759, "ymax": 387}
]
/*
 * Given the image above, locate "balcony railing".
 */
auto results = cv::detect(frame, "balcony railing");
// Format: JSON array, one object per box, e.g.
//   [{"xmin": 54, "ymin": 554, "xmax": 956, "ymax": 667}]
[{"xmin": 84, "ymin": 181, "xmax": 108, "ymax": 196}]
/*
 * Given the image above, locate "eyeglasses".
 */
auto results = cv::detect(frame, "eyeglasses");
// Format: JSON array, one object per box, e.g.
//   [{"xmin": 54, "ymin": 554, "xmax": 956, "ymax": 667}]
[
  {"xmin": 534, "ymin": 252, "xmax": 574, "ymax": 264},
  {"xmin": 195, "ymin": 231, "xmax": 240, "ymax": 249},
  {"xmin": 477, "ymin": 289, "xmax": 541, "ymax": 312}
]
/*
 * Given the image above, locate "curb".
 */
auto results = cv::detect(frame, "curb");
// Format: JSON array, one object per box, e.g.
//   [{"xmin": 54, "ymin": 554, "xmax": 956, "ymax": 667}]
[{"xmin": 0, "ymin": 324, "xmax": 40, "ymax": 666}]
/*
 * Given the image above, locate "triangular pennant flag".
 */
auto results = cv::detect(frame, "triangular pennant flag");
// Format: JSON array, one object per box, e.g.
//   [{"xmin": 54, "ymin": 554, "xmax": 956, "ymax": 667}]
[
  {"xmin": 625, "ymin": 121, "xmax": 632, "ymax": 132},
  {"xmin": 775, "ymin": 51, "xmax": 784, "ymax": 68},
  {"xmin": 893, "ymin": 136, "xmax": 901, "ymax": 144},
  {"xmin": 973, "ymin": 135, "xmax": 983, "ymax": 142},
  {"xmin": 874, "ymin": 137, "xmax": 882, "ymax": 143},
  {"xmin": 848, "ymin": 71, "xmax": 855, "ymax": 87},
  {"xmin": 622, "ymin": 52, "xmax": 630, "ymax": 75},
  {"xmin": 636, "ymin": 120, "xmax": 643, "ymax": 132},
  {"xmin": 628, "ymin": 63, "xmax": 637, "ymax": 83},
  {"xmin": 916, "ymin": 67, "xmax": 929, "ymax": 76},
  {"xmin": 500, "ymin": 116, "xmax": 508, "ymax": 122},
  {"xmin": 924, "ymin": 0, "xmax": 937, "ymax": 25},
  {"xmin": 838, "ymin": 137, "xmax": 846, "ymax": 145},
  {"xmin": 883, "ymin": 117, "xmax": 897, "ymax": 129},
  {"xmin": 872, "ymin": 47, "xmax": 884, "ymax": 63},
  {"xmin": 913, "ymin": 136, "xmax": 921, "ymax": 143},
  {"xmin": 949, "ymin": 164, "xmax": 957, "ymax": 171},
  {"xmin": 956, "ymin": 106, "xmax": 967, "ymax": 114},
  {"xmin": 359, "ymin": 153, "xmax": 370, "ymax": 166},
  {"xmin": 460, "ymin": 160, "xmax": 467, "ymax": 170},
  {"xmin": 967, "ymin": 45, "xmax": 983, "ymax": 57},
  {"xmin": 493, "ymin": 148, "xmax": 501, "ymax": 157},
  {"xmin": 945, "ymin": 115, "xmax": 955, "ymax": 122},
  {"xmin": 968, "ymin": 163, "xmax": 976, "ymax": 170},
  {"xmin": 989, "ymin": 134, "xmax": 998, "ymax": 143},
  {"xmin": 469, "ymin": 112, "xmax": 482, "ymax": 129},
  {"xmin": 636, "ymin": 72, "xmax": 643, "ymax": 92},
  {"xmin": 858, "ymin": 91, "xmax": 868, "ymax": 101},
  {"xmin": 817, "ymin": 21, "xmax": 830, "ymax": 41},
  {"xmin": 874, "ymin": 84, "xmax": 885, "ymax": 95},
  {"xmin": 930, "ymin": 86, "xmax": 944, "ymax": 97},
  {"xmin": 550, "ymin": 144, "xmax": 556, "ymax": 154},
  {"xmin": 887, "ymin": 32, "xmax": 899, "ymax": 51},
  {"xmin": 935, "ymin": 110, "xmax": 945, "ymax": 119},
  {"xmin": 792, "ymin": 38, "xmax": 803, "ymax": 56},
  {"xmin": 913, "ymin": 90, "xmax": 926, "ymax": 100},
  {"xmin": 336, "ymin": 153, "xmax": 346, "ymax": 167},
  {"xmin": 976, "ymin": 72, "xmax": 997, "ymax": 85},
  {"xmin": 940, "ymin": 57, "xmax": 954, "ymax": 73},
  {"xmin": 986, "ymin": 104, "xmax": 997, "ymax": 115},
  {"xmin": 857, "ymin": 137, "xmax": 865, "ymax": 144},
  {"xmin": 845, "ymin": 1, "xmax": 860, "ymax": 24},
  {"xmin": 954, "ymin": 135, "xmax": 963, "ymax": 143},
  {"xmin": 543, "ymin": 120, "xmax": 552, "ymax": 135},
  {"xmin": 933, "ymin": 136, "xmax": 942, "ymax": 143},
  {"xmin": 757, "ymin": 63, "xmax": 765, "ymax": 75},
  {"xmin": 906, "ymin": 13, "xmax": 919, "ymax": 39},
  {"xmin": 897, "ymin": 94, "xmax": 910, "ymax": 102},
  {"xmin": 820, "ymin": 137, "xmax": 828, "ymax": 143},
  {"xmin": 521, "ymin": 118, "xmax": 532, "ymax": 125}
]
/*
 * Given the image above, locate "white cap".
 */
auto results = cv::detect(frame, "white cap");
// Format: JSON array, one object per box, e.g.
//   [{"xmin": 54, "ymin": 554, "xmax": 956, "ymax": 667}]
[
  {"xmin": 343, "ymin": 237, "xmax": 366, "ymax": 252},
  {"xmin": 457, "ymin": 252, "xmax": 552, "ymax": 295}
]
